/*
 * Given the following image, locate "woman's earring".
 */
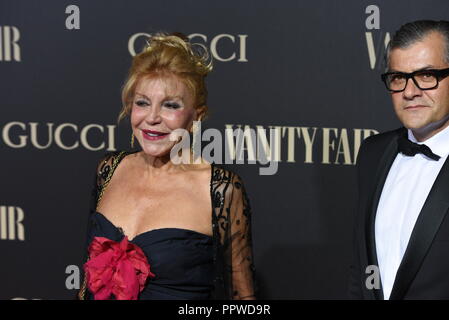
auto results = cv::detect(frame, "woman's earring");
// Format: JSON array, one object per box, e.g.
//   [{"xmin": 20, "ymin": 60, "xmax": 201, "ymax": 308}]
[{"xmin": 130, "ymin": 132, "xmax": 135, "ymax": 148}]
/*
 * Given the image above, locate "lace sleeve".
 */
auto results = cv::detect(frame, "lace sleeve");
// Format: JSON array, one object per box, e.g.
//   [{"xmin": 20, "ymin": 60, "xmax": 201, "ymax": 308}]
[{"xmin": 211, "ymin": 167, "xmax": 256, "ymax": 300}]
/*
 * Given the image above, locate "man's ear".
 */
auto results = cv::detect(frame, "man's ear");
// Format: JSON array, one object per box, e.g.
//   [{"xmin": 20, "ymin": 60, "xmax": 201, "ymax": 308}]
[{"xmin": 195, "ymin": 105, "xmax": 208, "ymax": 121}]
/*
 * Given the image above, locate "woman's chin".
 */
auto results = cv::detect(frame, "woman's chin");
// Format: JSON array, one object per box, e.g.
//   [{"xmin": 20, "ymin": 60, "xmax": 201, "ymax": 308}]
[{"xmin": 140, "ymin": 146, "xmax": 172, "ymax": 159}]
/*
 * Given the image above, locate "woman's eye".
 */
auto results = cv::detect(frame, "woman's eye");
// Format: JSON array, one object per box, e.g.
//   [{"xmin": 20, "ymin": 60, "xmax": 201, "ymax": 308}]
[
  {"xmin": 164, "ymin": 102, "xmax": 181, "ymax": 109},
  {"xmin": 135, "ymin": 100, "xmax": 149, "ymax": 107}
]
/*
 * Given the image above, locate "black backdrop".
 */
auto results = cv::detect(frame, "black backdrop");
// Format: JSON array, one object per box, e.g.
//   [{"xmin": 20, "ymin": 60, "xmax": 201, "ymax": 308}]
[{"xmin": 1, "ymin": 0, "xmax": 448, "ymax": 299}]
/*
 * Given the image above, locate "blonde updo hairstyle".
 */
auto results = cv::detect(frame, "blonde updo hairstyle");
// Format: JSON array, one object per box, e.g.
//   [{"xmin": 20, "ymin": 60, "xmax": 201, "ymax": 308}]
[{"xmin": 118, "ymin": 32, "xmax": 213, "ymax": 123}]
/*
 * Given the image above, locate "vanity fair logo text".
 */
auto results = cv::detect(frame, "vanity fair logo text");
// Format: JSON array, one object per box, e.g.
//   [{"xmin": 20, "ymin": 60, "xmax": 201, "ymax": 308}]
[
  {"xmin": 171, "ymin": 122, "xmax": 378, "ymax": 171},
  {"xmin": 214, "ymin": 124, "xmax": 378, "ymax": 166}
]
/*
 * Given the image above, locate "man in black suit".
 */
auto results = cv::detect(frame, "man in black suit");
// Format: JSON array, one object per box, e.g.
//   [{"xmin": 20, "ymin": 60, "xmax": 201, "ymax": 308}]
[{"xmin": 350, "ymin": 20, "xmax": 449, "ymax": 299}]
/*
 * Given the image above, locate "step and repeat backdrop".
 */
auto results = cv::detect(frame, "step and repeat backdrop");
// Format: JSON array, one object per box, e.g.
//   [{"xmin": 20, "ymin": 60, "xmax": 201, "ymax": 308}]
[{"xmin": 1, "ymin": 0, "xmax": 448, "ymax": 299}]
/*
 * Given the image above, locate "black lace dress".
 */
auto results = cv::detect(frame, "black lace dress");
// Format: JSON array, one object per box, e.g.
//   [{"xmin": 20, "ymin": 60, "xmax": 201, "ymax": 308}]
[{"xmin": 78, "ymin": 150, "xmax": 256, "ymax": 300}]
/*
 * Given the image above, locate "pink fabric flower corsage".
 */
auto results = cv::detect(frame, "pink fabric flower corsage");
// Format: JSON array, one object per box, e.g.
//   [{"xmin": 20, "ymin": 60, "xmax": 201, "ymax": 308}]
[{"xmin": 84, "ymin": 236, "xmax": 155, "ymax": 300}]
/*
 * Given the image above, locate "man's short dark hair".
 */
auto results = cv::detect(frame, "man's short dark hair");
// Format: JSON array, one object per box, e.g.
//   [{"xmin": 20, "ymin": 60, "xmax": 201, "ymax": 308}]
[{"xmin": 385, "ymin": 20, "xmax": 449, "ymax": 70}]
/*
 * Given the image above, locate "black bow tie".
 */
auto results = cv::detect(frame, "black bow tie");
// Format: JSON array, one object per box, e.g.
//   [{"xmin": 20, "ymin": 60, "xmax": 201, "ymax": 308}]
[{"xmin": 397, "ymin": 136, "xmax": 441, "ymax": 161}]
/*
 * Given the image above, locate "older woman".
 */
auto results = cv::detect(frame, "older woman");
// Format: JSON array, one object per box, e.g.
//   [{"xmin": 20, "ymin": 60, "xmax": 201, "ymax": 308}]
[{"xmin": 78, "ymin": 33, "xmax": 256, "ymax": 300}]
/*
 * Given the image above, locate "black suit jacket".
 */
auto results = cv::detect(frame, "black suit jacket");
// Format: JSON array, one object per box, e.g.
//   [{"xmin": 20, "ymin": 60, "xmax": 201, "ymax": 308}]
[{"xmin": 350, "ymin": 127, "xmax": 449, "ymax": 299}]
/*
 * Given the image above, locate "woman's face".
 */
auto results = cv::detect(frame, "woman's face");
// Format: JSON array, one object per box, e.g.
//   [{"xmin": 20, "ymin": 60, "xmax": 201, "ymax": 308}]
[{"xmin": 130, "ymin": 74, "xmax": 197, "ymax": 157}]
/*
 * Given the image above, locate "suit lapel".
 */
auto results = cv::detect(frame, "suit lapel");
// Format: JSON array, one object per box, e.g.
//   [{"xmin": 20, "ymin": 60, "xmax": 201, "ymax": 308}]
[
  {"xmin": 389, "ymin": 155, "xmax": 449, "ymax": 300},
  {"xmin": 365, "ymin": 132, "xmax": 400, "ymax": 300}
]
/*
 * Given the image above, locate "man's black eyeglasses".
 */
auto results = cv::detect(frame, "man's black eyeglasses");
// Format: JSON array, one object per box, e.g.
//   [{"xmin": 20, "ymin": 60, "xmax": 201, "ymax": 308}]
[{"xmin": 381, "ymin": 68, "xmax": 449, "ymax": 92}]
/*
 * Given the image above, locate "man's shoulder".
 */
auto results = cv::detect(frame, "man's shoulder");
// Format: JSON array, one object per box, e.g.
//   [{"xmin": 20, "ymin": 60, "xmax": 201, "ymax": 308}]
[
  {"xmin": 356, "ymin": 127, "xmax": 404, "ymax": 167},
  {"xmin": 361, "ymin": 127, "xmax": 405, "ymax": 149}
]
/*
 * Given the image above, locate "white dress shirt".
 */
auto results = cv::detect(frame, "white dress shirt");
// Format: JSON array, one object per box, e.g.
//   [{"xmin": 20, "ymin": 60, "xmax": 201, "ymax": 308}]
[{"xmin": 375, "ymin": 125, "xmax": 449, "ymax": 300}]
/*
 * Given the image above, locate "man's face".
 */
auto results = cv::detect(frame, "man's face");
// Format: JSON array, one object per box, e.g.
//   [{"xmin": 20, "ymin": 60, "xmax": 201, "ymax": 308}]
[{"xmin": 389, "ymin": 31, "xmax": 449, "ymax": 141}]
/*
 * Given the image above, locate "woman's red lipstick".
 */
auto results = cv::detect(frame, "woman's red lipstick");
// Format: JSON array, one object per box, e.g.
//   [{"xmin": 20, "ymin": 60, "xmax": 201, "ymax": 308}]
[{"xmin": 141, "ymin": 129, "xmax": 169, "ymax": 141}]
